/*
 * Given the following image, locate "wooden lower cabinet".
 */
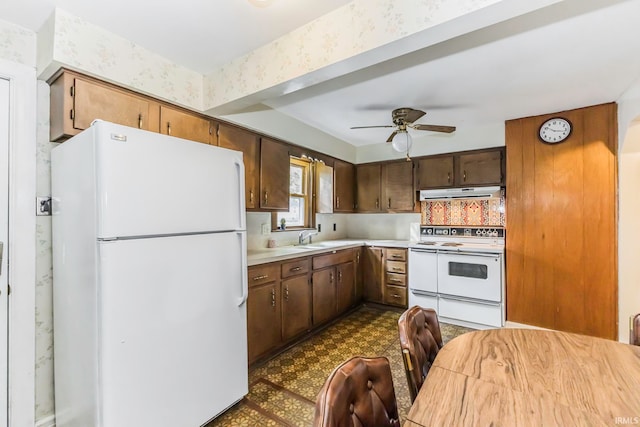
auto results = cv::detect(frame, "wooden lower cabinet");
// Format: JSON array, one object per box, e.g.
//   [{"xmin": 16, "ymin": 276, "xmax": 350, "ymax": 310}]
[
  {"xmin": 281, "ymin": 274, "xmax": 312, "ymax": 341},
  {"xmin": 363, "ymin": 246, "xmax": 385, "ymax": 303},
  {"xmin": 336, "ymin": 261, "xmax": 356, "ymax": 314},
  {"xmin": 312, "ymin": 268, "xmax": 337, "ymax": 326},
  {"xmin": 247, "ymin": 281, "xmax": 281, "ymax": 364}
]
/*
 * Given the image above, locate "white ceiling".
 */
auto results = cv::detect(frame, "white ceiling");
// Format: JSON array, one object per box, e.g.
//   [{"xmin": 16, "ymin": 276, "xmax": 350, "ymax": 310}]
[{"xmin": 2, "ymin": 0, "xmax": 640, "ymax": 150}]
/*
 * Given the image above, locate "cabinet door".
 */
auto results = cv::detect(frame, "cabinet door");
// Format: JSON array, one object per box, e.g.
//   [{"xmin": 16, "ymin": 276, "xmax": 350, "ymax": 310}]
[
  {"xmin": 415, "ymin": 156, "xmax": 454, "ymax": 189},
  {"xmin": 354, "ymin": 248, "xmax": 363, "ymax": 302},
  {"xmin": 159, "ymin": 105, "xmax": 213, "ymax": 144},
  {"xmin": 312, "ymin": 268, "xmax": 337, "ymax": 326},
  {"xmin": 50, "ymin": 74, "xmax": 155, "ymax": 141},
  {"xmin": 247, "ymin": 282, "xmax": 281, "ymax": 363},
  {"xmin": 282, "ymin": 275, "xmax": 312, "ymax": 341},
  {"xmin": 336, "ymin": 262, "xmax": 356, "ymax": 314},
  {"xmin": 218, "ymin": 124, "xmax": 260, "ymax": 209},
  {"xmin": 456, "ymin": 150, "xmax": 504, "ymax": 186},
  {"xmin": 363, "ymin": 247, "xmax": 384, "ymax": 303},
  {"xmin": 315, "ymin": 162, "xmax": 334, "ymax": 214},
  {"xmin": 260, "ymin": 138, "xmax": 290, "ymax": 210},
  {"xmin": 356, "ymin": 163, "xmax": 382, "ymax": 212},
  {"xmin": 334, "ymin": 159, "xmax": 355, "ymax": 212},
  {"xmin": 382, "ymin": 161, "xmax": 415, "ymax": 211}
]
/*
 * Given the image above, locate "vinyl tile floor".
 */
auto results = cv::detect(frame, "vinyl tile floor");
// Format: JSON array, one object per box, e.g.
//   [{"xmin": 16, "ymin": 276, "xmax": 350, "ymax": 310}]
[{"xmin": 207, "ymin": 305, "xmax": 474, "ymax": 427}]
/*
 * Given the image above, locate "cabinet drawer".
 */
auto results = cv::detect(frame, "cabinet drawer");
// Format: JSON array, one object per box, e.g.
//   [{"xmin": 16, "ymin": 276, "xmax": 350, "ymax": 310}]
[
  {"xmin": 386, "ymin": 272, "xmax": 406, "ymax": 287},
  {"xmin": 248, "ymin": 263, "xmax": 280, "ymax": 287},
  {"xmin": 313, "ymin": 249, "xmax": 353, "ymax": 270},
  {"xmin": 386, "ymin": 260, "xmax": 406, "ymax": 274},
  {"xmin": 384, "ymin": 285, "xmax": 407, "ymax": 307},
  {"xmin": 281, "ymin": 258, "xmax": 310, "ymax": 278},
  {"xmin": 386, "ymin": 248, "xmax": 406, "ymax": 262}
]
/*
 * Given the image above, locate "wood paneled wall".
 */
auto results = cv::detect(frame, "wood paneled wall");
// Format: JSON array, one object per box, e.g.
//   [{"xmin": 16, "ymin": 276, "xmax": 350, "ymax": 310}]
[{"xmin": 505, "ymin": 103, "xmax": 617, "ymax": 339}]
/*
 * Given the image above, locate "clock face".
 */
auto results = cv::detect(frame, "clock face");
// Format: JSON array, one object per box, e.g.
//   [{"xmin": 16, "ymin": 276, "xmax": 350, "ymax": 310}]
[{"xmin": 539, "ymin": 117, "xmax": 572, "ymax": 144}]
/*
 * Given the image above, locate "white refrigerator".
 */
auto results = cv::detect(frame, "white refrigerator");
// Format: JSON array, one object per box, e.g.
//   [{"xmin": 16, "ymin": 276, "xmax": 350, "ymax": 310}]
[{"xmin": 51, "ymin": 121, "xmax": 248, "ymax": 427}]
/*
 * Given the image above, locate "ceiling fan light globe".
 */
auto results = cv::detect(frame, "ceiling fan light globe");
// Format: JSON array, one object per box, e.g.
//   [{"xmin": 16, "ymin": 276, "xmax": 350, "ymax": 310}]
[{"xmin": 391, "ymin": 131, "xmax": 412, "ymax": 152}]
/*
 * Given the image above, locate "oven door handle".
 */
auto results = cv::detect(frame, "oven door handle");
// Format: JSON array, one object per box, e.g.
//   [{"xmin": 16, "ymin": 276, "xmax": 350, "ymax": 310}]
[
  {"xmin": 450, "ymin": 251, "xmax": 502, "ymax": 258},
  {"xmin": 410, "ymin": 248, "xmax": 438, "ymax": 254},
  {"xmin": 440, "ymin": 294, "xmax": 501, "ymax": 306}
]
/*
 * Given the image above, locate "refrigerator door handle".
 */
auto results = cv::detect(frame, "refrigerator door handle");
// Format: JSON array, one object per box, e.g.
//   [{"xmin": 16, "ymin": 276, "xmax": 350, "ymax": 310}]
[
  {"xmin": 235, "ymin": 158, "xmax": 246, "ymax": 230},
  {"xmin": 237, "ymin": 232, "xmax": 248, "ymax": 307}
]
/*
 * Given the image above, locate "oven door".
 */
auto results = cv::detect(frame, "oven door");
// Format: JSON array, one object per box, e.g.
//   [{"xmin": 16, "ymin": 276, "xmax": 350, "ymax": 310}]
[
  {"xmin": 437, "ymin": 251, "xmax": 502, "ymax": 302},
  {"xmin": 408, "ymin": 248, "xmax": 438, "ymax": 293}
]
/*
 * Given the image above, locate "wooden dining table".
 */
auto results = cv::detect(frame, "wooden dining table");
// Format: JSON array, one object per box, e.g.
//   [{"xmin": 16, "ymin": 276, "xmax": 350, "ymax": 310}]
[{"xmin": 404, "ymin": 328, "xmax": 640, "ymax": 426}]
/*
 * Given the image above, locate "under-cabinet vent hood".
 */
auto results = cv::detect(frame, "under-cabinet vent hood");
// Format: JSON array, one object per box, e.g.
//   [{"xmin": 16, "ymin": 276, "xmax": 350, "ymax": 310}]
[{"xmin": 419, "ymin": 186, "xmax": 502, "ymax": 200}]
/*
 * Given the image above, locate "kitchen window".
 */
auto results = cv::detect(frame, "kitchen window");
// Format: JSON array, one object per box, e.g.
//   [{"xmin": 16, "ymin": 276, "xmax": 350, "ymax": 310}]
[{"xmin": 273, "ymin": 157, "xmax": 312, "ymax": 229}]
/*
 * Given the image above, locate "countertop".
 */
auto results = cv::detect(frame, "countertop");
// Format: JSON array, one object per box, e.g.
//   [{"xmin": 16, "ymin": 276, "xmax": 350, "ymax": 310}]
[{"xmin": 247, "ymin": 239, "xmax": 413, "ymax": 266}]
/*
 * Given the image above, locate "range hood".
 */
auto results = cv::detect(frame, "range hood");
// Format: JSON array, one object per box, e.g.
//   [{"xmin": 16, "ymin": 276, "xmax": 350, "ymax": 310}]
[{"xmin": 419, "ymin": 186, "xmax": 502, "ymax": 200}]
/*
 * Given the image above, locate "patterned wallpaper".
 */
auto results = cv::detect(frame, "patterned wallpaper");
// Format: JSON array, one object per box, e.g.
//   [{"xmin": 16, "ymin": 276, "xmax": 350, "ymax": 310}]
[
  {"xmin": 0, "ymin": 19, "xmax": 37, "ymax": 67},
  {"xmin": 421, "ymin": 192, "xmax": 506, "ymax": 226},
  {"xmin": 204, "ymin": 0, "xmax": 502, "ymax": 109},
  {"xmin": 39, "ymin": 8, "xmax": 203, "ymax": 110}
]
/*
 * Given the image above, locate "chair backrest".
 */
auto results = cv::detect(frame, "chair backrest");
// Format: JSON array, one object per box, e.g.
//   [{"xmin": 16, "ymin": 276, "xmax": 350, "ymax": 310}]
[
  {"xmin": 313, "ymin": 356, "xmax": 400, "ymax": 427},
  {"xmin": 397, "ymin": 306, "xmax": 444, "ymax": 403},
  {"xmin": 631, "ymin": 313, "xmax": 640, "ymax": 346}
]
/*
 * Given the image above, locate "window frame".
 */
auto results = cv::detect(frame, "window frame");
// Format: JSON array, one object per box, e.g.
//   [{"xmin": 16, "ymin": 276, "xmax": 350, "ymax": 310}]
[{"xmin": 272, "ymin": 157, "xmax": 314, "ymax": 230}]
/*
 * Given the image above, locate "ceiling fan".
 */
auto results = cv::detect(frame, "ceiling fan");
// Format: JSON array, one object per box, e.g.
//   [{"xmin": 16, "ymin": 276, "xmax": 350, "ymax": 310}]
[{"xmin": 350, "ymin": 107, "xmax": 456, "ymax": 154}]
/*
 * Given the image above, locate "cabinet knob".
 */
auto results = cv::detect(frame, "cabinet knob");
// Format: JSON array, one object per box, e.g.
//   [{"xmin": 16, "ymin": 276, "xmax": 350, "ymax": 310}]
[
  {"xmin": 388, "ymin": 198, "xmax": 391, "ymax": 209},
  {"xmin": 330, "ymin": 273, "xmax": 334, "ymax": 283},
  {"xmin": 290, "ymin": 266, "xmax": 302, "ymax": 272},
  {"xmin": 167, "ymin": 122, "xmax": 172, "ymax": 135},
  {"xmin": 447, "ymin": 172, "xmax": 451, "ymax": 183},
  {"xmin": 249, "ymin": 190, "xmax": 254, "ymax": 204},
  {"xmin": 264, "ymin": 191, "xmax": 268, "ymax": 205},
  {"xmin": 336, "ymin": 196, "xmax": 340, "ymax": 208},
  {"xmin": 138, "ymin": 113, "xmax": 143, "ymax": 129},
  {"xmin": 284, "ymin": 287, "xmax": 289, "ymax": 301},
  {"xmin": 463, "ymin": 170, "xmax": 467, "ymax": 182}
]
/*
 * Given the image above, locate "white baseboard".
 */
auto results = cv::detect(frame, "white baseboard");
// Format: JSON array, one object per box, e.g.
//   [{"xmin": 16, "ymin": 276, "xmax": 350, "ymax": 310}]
[{"xmin": 35, "ymin": 414, "xmax": 55, "ymax": 427}]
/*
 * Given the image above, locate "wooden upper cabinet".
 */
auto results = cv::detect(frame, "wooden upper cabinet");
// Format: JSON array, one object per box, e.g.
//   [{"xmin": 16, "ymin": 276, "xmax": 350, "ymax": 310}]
[
  {"xmin": 218, "ymin": 124, "xmax": 260, "ymax": 209},
  {"xmin": 415, "ymin": 155, "xmax": 454, "ymax": 189},
  {"xmin": 382, "ymin": 160, "xmax": 415, "ymax": 211},
  {"xmin": 356, "ymin": 163, "xmax": 382, "ymax": 212},
  {"xmin": 49, "ymin": 71, "xmax": 158, "ymax": 141},
  {"xmin": 260, "ymin": 137, "xmax": 290, "ymax": 210},
  {"xmin": 357, "ymin": 161, "xmax": 415, "ymax": 212},
  {"xmin": 415, "ymin": 148, "xmax": 504, "ymax": 189},
  {"xmin": 334, "ymin": 159, "xmax": 355, "ymax": 212},
  {"xmin": 159, "ymin": 105, "xmax": 213, "ymax": 144},
  {"xmin": 456, "ymin": 150, "xmax": 503, "ymax": 186}
]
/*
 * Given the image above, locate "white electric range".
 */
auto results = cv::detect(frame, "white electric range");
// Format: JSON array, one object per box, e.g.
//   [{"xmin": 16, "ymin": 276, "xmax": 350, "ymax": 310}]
[{"xmin": 408, "ymin": 226, "xmax": 505, "ymax": 329}]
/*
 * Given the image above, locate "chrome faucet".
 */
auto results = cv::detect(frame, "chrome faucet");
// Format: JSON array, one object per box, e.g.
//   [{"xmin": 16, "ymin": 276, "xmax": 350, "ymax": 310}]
[{"xmin": 298, "ymin": 229, "xmax": 319, "ymax": 245}]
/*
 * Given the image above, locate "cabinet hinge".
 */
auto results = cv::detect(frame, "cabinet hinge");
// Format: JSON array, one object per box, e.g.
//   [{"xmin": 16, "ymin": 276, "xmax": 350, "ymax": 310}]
[
  {"xmin": 69, "ymin": 109, "xmax": 74, "ymax": 120},
  {"xmin": 70, "ymin": 86, "xmax": 75, "ymax": 97},
  {"xmin": 7, "ymin": 284, "xmax": 10, "ymax": 296}
]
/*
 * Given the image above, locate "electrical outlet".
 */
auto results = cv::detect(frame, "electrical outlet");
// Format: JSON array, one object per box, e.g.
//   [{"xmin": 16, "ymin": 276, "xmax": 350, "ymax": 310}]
[
  {"xmin": 261, "ymin": 223, "xmax": 270, "ymax": 235},
  {"xmin": 333, "ymin": 223, "xmax": 337, "ymax": 231},
  {"xmin": 36, "ymin": 197, "xmax": 52, "ymax": 216},
  {"xmin": 317, "ymin": 224, "xmax": 321, "ymax": 232}
]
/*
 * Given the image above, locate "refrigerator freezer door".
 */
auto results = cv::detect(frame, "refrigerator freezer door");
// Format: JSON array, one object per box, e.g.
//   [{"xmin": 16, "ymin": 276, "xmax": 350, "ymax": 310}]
[
  {"xmin": 92, "ymin": 121, "xmax": 245, "ymax": 238},
  {"xmin": 98, "ymin": 232, "xmax": 248, "ymax": 427}
]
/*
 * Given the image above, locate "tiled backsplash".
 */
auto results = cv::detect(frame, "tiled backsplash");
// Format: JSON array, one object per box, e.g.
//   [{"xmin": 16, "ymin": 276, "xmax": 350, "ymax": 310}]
[{"xmin": 421, "ymin": 191, "xmax": 506, "ymax": 226}]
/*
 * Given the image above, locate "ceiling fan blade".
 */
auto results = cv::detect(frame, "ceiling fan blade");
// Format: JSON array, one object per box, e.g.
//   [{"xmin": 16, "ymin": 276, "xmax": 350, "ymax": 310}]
[
  {"xmin": 386, "ymin": 131, "xmax": 398, "ymax": 143},
  {"xmin": 405, "ymin": 109, "xmax": 426, "ymax": 123},
  {"xmin": 350, "ymin": 125, "xmax": 394, "ymax": 129},
  {"xmin": 411, "ymin": 124, "xmax": 456, "ymax": 133}
]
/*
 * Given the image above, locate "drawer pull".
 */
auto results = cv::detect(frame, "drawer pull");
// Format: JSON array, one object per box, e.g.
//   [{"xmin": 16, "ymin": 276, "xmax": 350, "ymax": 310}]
[
  {"xmin": 290, "ymin": 266, "xmax": 302, "ymax": 272},
  {"xmin": 271, "ymin": 289, "xmax": 276, "ymax": 306},
  {"xmin": 392, "ymin": 294, "xmax": 401, "ymax": 298},
  {"xmin": 392, "ymin": 268, "xmax": 403, "ymax": 272},
  {"xmin": 390, "ymin": 278, "xmax": 403, "ymax": 283},
  {"xmin": 252, "ymin": 274, "xmax": 268, "ymax": 281}
]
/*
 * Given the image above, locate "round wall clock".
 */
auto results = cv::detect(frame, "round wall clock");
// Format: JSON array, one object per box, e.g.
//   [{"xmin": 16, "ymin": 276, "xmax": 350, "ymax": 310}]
[{"xmin": 538, "ymin": 117, "xmax": 572, "ymax": 144}]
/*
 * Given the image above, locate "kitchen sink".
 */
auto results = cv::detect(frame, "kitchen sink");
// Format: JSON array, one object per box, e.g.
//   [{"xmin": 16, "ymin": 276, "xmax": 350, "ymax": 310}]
[{"xmin": 294, "ymin": 241, "xmax": 350, "ymax": 249}]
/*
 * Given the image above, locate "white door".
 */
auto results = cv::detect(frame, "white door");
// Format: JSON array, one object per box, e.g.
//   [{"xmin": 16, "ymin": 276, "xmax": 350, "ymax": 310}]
[{"xmin": 0, "ymin": 77, "xmax": 10, "ymax": 425}]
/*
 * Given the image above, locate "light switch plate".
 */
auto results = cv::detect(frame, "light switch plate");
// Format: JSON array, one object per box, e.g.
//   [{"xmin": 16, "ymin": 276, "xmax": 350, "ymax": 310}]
[{"xmin": 261, "ymin": 223, "xmax": 270, "ymax": 235}]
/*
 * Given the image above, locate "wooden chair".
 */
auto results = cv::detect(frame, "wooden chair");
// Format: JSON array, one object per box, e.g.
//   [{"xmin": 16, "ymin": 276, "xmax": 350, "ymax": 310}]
[
  {"xmin": 313, "ymin": 356, "xmax": 400, "ymax": 427},
  {"xmin": 631, "ymin": 313, "xmax": 640, "ymax": 346},
  {"xmin": 397, "ymin": 306, "xmax": 444, "ymax": 403}
]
